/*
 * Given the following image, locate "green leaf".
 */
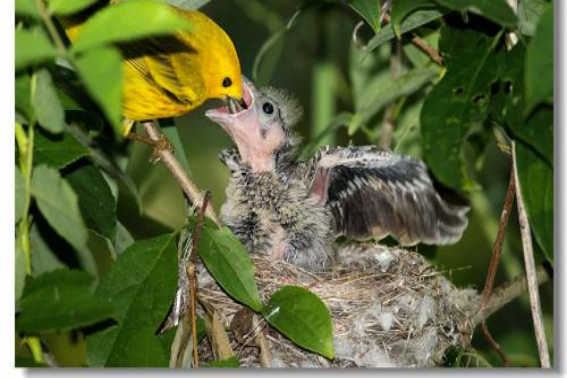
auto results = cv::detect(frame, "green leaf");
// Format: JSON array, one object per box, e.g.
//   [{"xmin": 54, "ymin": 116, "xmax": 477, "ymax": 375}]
[
  {"xmin": 32, "ymin": 69, "xmax": 66, "ymax": 133},
  {"xmin": 518, "ymin": 0, "xmax": 549, "ymax": 36},
  {"xmin": 16, "ymin": 269, "xmax": 113, "ymax": 332},
  {"xmin": 66, "ymin": 163, "xmax": 118, "ymax": 242},
  {"xmin": 432, "ymin": 0, "xmax": 517, "ymax": 27},
  {"xmin": 366, "ymin": 9, "xmax": 444, "ymax": 51},
  {"xmin": 15, "ymin": 28, "xmax": 58, "ymax": 71},
  {"xmin": 421, "ymin": 27, "xmax": 501, "ymax": 189},
  {"xmin": 198, "ymin": 224, "xmax": 262, "ymax": 312},
  {"xmin": 74, "ymin": 47, "xmax": 123, "ymax": 134},
  {"xmin": 500, "ymin": 45, "xmax": 552, "ymax": 166},
  {"xmin": 202, "ymin": 356, "xmax": 241, "ymax": 368},
  {"xmin": 525, "ymin": 4, "xmax": 553, "ymax": 113},
  {"xmin": 252, "ymin": 29, "xmax": 286, "ymax": 87},
  {"xmin": 30, "ymin": 223, "xmax": 66, "ymax": 276},
  {"xmin": 48, "ymin": 0, "xmax": 99, "ymax": 16},
  {"xmin": 34, "ymin": 129, "xmax": 90, "ymax": 169},
  {"xmin": 154, "ymin": 0, "xmax": 211, "ymax": 10},
  {"xmin": 515, "ymin": 143, "xmax": 553, "ymax": 263},
  {"xmin": 16, "ymin": 0, "xmax": 40, "ymax": 20},
  {"xmin": 349, "ymin": 68, "xmax": 437, "ymax": 135},
  {"xmin": 349, "ymin": 0, "xmax": 381, "ymax": 33},
  {"xmin": 16, "ymin": 167, "xmax": 25, "ymax": 224},
  {"xmin": 112, "ymin": 221, "xmax": 135, "ymax": 257},
  {"xmin": 262, "ymin": 286, "xmax": 334, "ymax": 359},
  {"xmin": 71, "ymin": 0, "xmax": 194, "ymax": 52},
  {"xmin": 31, "ymin": 165, "xmax": 94, "ymax": 273},
  {"xmin": 86, "ymin": 233, "xmax": 178, "ymax": 367},
  {"xmin": 16, "ymin": 73, "xmax": 34, "ymax": 124},
  {"xmin": 391, "ymin": 0, "xmax": 437, "ymax": 38},
  {"xmin": 161, "ymin": 120, "xmax": 191, "ymax": 172}
]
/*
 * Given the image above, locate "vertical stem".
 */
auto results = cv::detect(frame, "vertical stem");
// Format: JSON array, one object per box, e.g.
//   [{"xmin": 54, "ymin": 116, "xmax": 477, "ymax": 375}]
[{"xmin": 512, "ymin": 142, "xmax": 551, "ymax": 368}]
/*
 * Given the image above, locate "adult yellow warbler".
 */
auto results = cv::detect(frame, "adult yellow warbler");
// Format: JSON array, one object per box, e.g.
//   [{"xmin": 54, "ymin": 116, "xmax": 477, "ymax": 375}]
[{"xmin": 64, "ymin": 3, "xmax": 244, "ymax": 135}]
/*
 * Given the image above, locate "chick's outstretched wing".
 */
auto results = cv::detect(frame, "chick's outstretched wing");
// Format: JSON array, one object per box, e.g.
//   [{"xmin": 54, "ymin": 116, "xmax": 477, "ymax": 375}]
[{"xmin": 307, "ymin": 146, "xmax": 469, "ymax": 246}]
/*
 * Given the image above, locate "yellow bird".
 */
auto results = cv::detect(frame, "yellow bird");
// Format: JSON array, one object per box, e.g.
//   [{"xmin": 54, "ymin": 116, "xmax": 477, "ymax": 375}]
[{"xmin": 63, "ymin": 3, "xmax": 244, "ymax": 135}]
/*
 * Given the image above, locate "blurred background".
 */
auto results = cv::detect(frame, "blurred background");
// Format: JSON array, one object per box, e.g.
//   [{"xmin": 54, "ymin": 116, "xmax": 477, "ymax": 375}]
[{"xmin": 21, "ymin": 0, "xmax": 551, "ymax": 367}]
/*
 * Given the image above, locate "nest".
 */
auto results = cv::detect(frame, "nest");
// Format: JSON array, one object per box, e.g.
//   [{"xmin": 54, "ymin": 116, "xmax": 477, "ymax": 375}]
[{"xmin": 195, "ymin": 244, "xmax": 480, "ymax": 368}]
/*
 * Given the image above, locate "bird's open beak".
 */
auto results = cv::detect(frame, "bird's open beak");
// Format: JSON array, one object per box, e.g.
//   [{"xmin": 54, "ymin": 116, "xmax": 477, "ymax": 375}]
[{"xmin": 227, "ymin": 96, "xmax": 248, "ymax": 114}]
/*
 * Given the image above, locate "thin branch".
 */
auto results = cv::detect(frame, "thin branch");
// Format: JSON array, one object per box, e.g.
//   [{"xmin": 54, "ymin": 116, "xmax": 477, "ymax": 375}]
[
  {"xmin": 140, "ymin": 121, "xmax": 220, "ymax": 225},
  {"xmin": 36, "ymin": 0, "xmax": 67, "ymax": 54},
  {"xmin": 187, "ymin": 191, "xmax": 211, "ymax": 368},
  {"xmin": 512, "ymin": 142, "xmax": 551, "ymax": 368},
  {"xmin": 477, "ymin": 166, "xmax": 516, "ymax": 366},
  {"xmin": 473, "ymin": 265, "xmax": 550, "ymax": 327},
  {"xmin": 382, "ymin": 14, "xmax": 444, "ymax": 66}
]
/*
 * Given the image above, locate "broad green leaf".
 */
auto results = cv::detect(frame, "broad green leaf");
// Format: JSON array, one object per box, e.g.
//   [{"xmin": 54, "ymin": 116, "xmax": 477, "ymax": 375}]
[
  {"xmin": 16, "ymin": 73, "xmax": 34, "ymax": 124},
  {"xmin": 518, "ymin": 0, "xmax": 549, "ymax": 36},
  {"xmin": 34, "ymin": 130, "xmax": 90, "ymax": 169},
  {"xmin": 153, "ymin": 0, "xmax": 211, "ymax": 9},
  {"xmin": 66, "ymin": 163, "xmax": 118, "ymax": 242},
  {"xmin": 86, "ymin": 233, "xmax": 178, "ymax": 367},
  {"xmin": 15, "ymin": 358, "xmax": 48, "ymax": 368},
  {"xmin": 16, "ymin": 0, "xmax": 40, "ymax": 19},
  {"xmin": 112, "ymin": 222, "xmax": 135, "ymax": 257},
  {"xmin": 198, "ymin": 224, "xmax": 262, "ymax": 312},
  {"xmin": 16, "ymin": 167, "xmax": 25, "ymax": 224},
  {"xmin": 30, "ymin": 223, "xmax": 66, "ymax": 276},
  {"xmin": 421, "ymin": 27, "xmax": 500, "ymax": 189},
  {"xmin": 366, "ymin": 9, "xmax": 444, "ymax": 51},
  {"xmin": 516, "ymin": 143, "xmax": 553, "ymax": 263},
  {"xmin": 525, "ymin": 4, "xmax": 553, "ymax": 113},
  {"xmin": 15, "ymin": 28, "xmax": 58, "ymax": 71},
  {"xmin": 71, "ymin": 0, "xmax": 194, "ymax": 52},
  {"xmin": 349, "ymin": 68, "xmax": 437, "ymax": 135},
  {"xmin": 391, "ymin": 0, "xmax": 437, "ymax": 38},
  {"xmin": 15, "ymin": 242, "xmax": 26, "ymax": 302},
  {"xmin": 500, "ymin": 45, "xmax": 552, "ymax": 165},
  {"xmin": 349, "ymin": 0, "xmax": 381, "ymax": 33},
  {"xmin": 433, "ymin": 0, "xmax": 517, "ymax": 27},
  {"xmin": 32, "ymin": 69, "xmax": 66, "ymax": 133},
  {"xmin": 48, "ymin": 0, "xmax": 99, "ymax": 16},
  {"xmin": 74, "ymin": 47, "xmax": 123, "ymax": 134},
  {"xmin": 252, "ymin": 29, "xmax": 286, "ymax": 87},
  {"xmin": 16, "ymin": 269, "xmax": 113, "ymax": 332},
  {"xmin": 262, "ymin": 286, "xmax": 334, "ymax": 359},
  {"xmin": 202, "ymin": 356, "xmax": 241, "ymax": 368},
  {"xmin": 30, "ymin": 165, "xmax": 94, "ymax": 273}
]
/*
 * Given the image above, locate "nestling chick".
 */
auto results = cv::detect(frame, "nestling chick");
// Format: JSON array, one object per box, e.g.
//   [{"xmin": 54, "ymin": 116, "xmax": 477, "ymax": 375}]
[{"xmin": 205, "ymin": 78, "xmax": 469, "ymax": 270}]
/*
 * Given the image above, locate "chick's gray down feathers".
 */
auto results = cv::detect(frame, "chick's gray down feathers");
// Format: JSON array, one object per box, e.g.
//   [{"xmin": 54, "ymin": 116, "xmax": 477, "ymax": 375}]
[{"xmin": 218, "ymin": 87, "xmax": 469, "ymax": 269}]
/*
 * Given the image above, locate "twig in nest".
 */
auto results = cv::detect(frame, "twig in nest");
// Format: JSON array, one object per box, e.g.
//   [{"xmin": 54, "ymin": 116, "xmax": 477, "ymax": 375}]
[
  {"xmin": 139, "ymin": 121, "xmax": 220, "ymax": 225},
  {"xmin": 478, "ymin": 167, "xmax": 516, "ymax": 366},
  {"xmin": 512, "ymin": 142, "xmax": 551, "ymax": 368},
  {"xmin": 185, "ymin": 191, "xmax": 211, "ymax": 368},
  {"xmin": 382, "ymin": 14, "xmax": 444, "ymax": 66}
]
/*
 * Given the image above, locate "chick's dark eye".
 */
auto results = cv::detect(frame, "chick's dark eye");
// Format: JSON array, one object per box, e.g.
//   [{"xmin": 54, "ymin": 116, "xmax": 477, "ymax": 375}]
[
  {"xmin": 222, "ymin": 77, "xmax": 232, "ymax": 88},
  {"xmin": 262, "ymin": 102, "xmax": 274, "ymax": 115}
]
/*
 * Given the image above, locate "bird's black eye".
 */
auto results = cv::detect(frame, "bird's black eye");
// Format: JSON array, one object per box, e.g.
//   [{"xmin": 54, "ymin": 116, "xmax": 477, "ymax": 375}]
[
  {"xmin": 222, "ymin": 77, "xmax": 232, "ymax": 88},
  {"xmin": 262, "ymin": 102, "xmax": 274, "ymax": 115}
]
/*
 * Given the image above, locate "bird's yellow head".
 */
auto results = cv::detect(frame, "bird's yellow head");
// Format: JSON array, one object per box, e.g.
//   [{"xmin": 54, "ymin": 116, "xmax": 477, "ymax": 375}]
[{"xmin": 191, "ymin": 11, "xmax": 243, "ymax": 104}]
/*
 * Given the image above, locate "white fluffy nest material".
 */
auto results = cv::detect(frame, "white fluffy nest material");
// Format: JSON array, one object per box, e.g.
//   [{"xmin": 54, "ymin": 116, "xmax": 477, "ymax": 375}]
[{"xmin": 196, "ymin": 244, "xmax": 480, "ymax": 368}]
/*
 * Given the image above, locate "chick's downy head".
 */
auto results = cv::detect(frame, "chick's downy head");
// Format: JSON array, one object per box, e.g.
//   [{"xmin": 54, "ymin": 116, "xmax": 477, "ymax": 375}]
[{"xmin": 205, "ymin": 76, "xmax": 302, "ymax": 172}]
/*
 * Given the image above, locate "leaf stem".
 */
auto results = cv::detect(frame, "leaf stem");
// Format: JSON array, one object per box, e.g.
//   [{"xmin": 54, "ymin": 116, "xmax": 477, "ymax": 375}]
[
  {"xmin": 36, "ymin": 0, "xmax": 67, "ymax": 55},
  {"xmin": 15, "ymin": 122, "xmax": 34, "ymax": 275}
]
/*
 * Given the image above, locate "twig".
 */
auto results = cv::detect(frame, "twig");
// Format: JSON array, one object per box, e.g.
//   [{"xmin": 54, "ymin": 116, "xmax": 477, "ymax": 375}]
[
  {"xmin": 512, "ymin": 142, "xmax": 551, "ymax": 368},
  {"xmin": 186, "ymin": 191, "xmax": 211, "ymax": 368},
  {"xmin": 477, "ymin": 167, "xmax": 515, "ymax": 365},
  {"xmin": 473, "ymin": 265, "xmax": 550, "ymax": 327},
  {"xmin": 382, "ymin": 14, "xmax": 444, "ymax": 66},
  {"xmin": 140, "ymin": 121, "xmax": 220, "ymax": 225}
]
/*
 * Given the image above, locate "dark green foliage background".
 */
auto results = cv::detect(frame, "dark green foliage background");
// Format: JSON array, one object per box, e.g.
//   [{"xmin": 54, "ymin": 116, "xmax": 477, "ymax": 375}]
[{"xmin": 15, "ymin": 0, "xmax": 553, "ymax": 368}]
